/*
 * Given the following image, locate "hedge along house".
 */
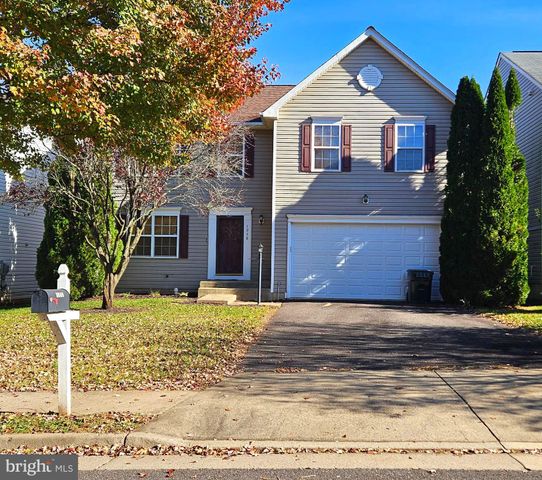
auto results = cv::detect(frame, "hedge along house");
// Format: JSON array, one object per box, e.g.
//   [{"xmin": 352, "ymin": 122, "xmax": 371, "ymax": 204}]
[
  {"xmin": 119, "ymin": 26, "xmax": 454, "ymax": 301},
  {"xmin": 496, "ymin": 52, "xmax": 542, "ymax": 301}
]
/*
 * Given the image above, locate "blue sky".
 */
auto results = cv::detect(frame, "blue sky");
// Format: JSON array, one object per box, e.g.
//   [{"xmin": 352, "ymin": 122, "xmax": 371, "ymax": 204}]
[{"xmin": 253, "ymin": 0, "xmax": 542, "ymax": 93}]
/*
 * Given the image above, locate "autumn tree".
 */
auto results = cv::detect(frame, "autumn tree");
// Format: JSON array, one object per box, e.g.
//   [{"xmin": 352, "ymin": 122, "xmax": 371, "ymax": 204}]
[
  {"xmin": 0, "ymin": 0, "xmax": 286, "ymax": 307},
  {"xmin": 0, "ymin": 1, "xmax": 285, "ymax": 174}
]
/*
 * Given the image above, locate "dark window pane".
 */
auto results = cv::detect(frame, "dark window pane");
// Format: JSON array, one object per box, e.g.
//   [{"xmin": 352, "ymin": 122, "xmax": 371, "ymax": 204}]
[
  {"xmin": 155, "ymin": 237, "xmax": 177, "ymax": 257},
  {"xmin": 154, "ymin": 215, "xmax": 178, "ymax": 235},
  {"xmin": 134, "ymin": 236, "xmax": 151, "ymax": 256},
  {"xmin": 142, "ymin": 221, "xmax": 152, "ymax": 235}
]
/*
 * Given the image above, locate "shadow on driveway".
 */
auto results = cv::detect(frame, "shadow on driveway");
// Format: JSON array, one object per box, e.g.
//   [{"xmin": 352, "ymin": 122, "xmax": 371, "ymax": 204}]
[{"xmin": 243, "ymin": 302, "xmax": 542, "ymax": 371}]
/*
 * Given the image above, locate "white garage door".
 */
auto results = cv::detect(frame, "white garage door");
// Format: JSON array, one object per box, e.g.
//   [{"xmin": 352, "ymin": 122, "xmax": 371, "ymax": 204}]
[{"xmin": 288, "ymin": 221, "xmax": 440, "ymax": 301}]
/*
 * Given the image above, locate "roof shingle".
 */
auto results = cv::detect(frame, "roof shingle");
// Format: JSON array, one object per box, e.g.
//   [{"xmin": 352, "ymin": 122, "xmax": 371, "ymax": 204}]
[
  {"xmin": 502, "ymin": 52, "xmax": 542, "ymax": 86},
  {"xmin": 230, "ymin": 85, "xmax": 295, "ymax": 123}
]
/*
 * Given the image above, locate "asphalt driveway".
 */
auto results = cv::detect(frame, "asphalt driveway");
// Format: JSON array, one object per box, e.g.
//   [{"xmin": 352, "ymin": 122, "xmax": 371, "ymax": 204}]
[{"xmin": 243, "ymin": 302, "xmax": 542, "ymax": 371}]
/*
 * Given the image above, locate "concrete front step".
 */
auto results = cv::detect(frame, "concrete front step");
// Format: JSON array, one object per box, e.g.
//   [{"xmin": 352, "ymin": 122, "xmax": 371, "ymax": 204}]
[
  {"xmin": 198, "ymin": 287, "xmax": 272, "ymax": 302},
  {"xmin": 197, "ymin": 287, "xmax": 258, "ymax": 301},
  {"xmin": 199, "ymin": 280, "xmax": 258, "ymax": 289},
  {"xmin": 196, "ymin": 294, "xmax": 237, "ymax": 305}
]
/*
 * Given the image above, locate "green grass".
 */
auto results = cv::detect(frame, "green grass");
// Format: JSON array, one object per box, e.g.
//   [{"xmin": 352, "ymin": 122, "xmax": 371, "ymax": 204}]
[
  {"xmin": 0, "ymin": 297, "xmax": 276, "ymax": 391},
  {"xmin": 483, "ymin": 305, "xmax": 542, "ymax": 333},
  {"xmin": 0, "ymin": 412, "xmax": 152, "ymax": 434}
]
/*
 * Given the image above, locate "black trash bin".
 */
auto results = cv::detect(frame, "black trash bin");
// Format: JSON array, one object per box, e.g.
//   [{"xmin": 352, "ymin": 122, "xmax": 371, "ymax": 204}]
[{"xmin": 406, "ymin": 269, "xmax": 434, "ymax": 304}]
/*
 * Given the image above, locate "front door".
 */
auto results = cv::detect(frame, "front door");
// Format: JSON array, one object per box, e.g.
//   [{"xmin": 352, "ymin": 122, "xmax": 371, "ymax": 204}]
[{"xmin": 216, "ymin": 216, "xmax": 244, "ymax": 275}]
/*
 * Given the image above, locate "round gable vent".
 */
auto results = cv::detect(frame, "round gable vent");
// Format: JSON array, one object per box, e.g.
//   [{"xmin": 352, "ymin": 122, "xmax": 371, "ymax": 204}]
[{"xmin": 357, "ymin": 64, "xmax": 383, "ymax": 91}]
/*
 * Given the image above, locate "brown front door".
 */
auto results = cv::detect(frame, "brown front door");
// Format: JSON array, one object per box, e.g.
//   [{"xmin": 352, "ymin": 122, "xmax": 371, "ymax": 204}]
[{"xmin": 216, "ymin": 216, "xmax": 244, "ymax": 275}]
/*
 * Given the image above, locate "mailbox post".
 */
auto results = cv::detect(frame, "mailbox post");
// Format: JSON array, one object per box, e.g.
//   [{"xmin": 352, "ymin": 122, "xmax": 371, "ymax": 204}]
[{"xmin": 31, "ymin": 264, "xmax": 79, "ymax": 416}]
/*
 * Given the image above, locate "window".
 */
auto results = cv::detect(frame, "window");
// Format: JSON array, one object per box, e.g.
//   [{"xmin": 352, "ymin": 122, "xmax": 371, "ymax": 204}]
[
  {"xmin": 395, "ymin": 120, "xmax": 425, "ymax": 172},
  {"xmin": 133, "ymin": 212, "xmax": 179, "ymax": 258},
  {"xmin": 219, "ymin": 136, "xmax": 245, "ymax": 177},
  {"xmin": 312, "ymin": 119, "xmax": 341, "ymax": 171}
]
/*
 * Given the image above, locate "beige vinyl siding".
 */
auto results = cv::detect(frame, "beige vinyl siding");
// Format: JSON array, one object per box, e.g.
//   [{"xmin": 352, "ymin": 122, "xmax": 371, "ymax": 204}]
[
  {"xmin": 498, "ymin": 58, "xmax": 542, "ymax": 299},
  {"xmin": 0, "ymin": 171, "xmax": 44, "ymax": 302},
  {"xmin": 272, "ymin": 39, "xmax": 453, "ymax": 294},
  {"xmin": 119, "ymin": 129, "xmax": 273, "ymax": 294}
]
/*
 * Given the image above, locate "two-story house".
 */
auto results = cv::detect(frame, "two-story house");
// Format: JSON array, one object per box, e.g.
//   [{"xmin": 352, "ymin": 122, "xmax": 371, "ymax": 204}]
[
  {"xmin": 119, "ymin": 26, "xmax": 455, "ymax": 302},
  {"xmin": 496, "ymin": 51, "xmax": 542, "ymax": 301}
]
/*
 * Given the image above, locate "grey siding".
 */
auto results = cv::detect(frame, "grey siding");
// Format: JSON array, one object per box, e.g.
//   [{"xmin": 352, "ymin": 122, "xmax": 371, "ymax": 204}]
[
  {"xmin": 119, "ymin": 129, "xmax": 273, "ymax": 293},
  {"xmin": 498, "ymin": 58, "xmax": 542, "ymax": 299},
  {"xmin": 0, "ymin": 171, "xmax": 44, "ymax": 302},
  {"xmin": 272, "ymin": 39, "xmax": 453, "ymax": 294}
]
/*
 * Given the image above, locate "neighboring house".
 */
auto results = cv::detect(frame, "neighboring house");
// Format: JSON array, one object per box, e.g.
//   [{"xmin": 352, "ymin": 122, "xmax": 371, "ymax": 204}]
[
  {"xmin": 119, "ymin": 26, "xmax": 454, "ymax": 301},
  {"xmin": 496, "ymin": 52, "xmax": 542, "ymax": 301},
  {"xmin": 0, "ymin": 170, "xmax": 44, "ymax": 302}
]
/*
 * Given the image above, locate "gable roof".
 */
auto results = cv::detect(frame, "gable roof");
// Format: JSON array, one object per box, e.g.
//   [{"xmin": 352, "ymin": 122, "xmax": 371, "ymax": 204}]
[
  {"xmin": 262, "ymin": 26, "xmax": 455, "ymax": 120},
  {"xmin": 499, "ymin": 52, "xmax": 542, "ymax": 90},
  {"xmin": 230, "ymin": 85, "xmax": 295, "ymax": 124}
]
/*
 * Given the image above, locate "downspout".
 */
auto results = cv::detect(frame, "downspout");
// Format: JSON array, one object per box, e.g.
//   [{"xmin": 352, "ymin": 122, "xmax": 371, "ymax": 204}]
[{"xmin": 270, "ymin": 119, "xmax": 277, "ymax": 295}]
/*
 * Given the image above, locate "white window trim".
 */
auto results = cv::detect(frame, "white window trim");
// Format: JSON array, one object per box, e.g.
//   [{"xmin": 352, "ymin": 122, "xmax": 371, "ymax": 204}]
[
  {"xmin": 311, "ymin": 117, "xmax": 342, "ymax": 172},
  {"xmin": 394, "ymin": 117, "xmax": 426, "ymax": 173},
  {"xmin": 207, "ymin": 207, "xmax": 252, "ymax": 281},
  {"xmin": 132, "ymin": 208, "xmax": 181, "ymax": 259},
  {"xmin": 219, "ymin": 136, "xmax": 246, "ymax": 178}
]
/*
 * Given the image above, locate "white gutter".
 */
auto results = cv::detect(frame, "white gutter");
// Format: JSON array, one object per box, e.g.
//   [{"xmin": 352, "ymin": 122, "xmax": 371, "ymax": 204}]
[{"xmin": 270, "ymin": 119, "xmax": 277, "ymax": 293}]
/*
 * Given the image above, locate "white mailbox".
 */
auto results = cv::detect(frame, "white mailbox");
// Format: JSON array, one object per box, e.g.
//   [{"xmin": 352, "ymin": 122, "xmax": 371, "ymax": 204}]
[{"xmin": 35, "ymin": 264, "xmax": 79, "ymax": 416}]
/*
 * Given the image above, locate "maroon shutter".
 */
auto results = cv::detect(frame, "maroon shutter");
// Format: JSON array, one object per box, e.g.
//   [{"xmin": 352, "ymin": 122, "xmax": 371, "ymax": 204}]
[
  {"xmin": 179, "ymin": 215, "xmax": 189, "ymax": 259},
  {"xmin": 300, "ymin": 124, "xmax": 312, "ymax": 172},
  {"xmin": 341, "ymin": 124, "xmax": 352, "ymax": 172},
  {"xmin": 244, "ymin": 134, "xmax": 255, "ymax": 178},
  {"xmin": 384, "ymin": 124, "xmax": 395, "ymax": 172},
  {"xmin": 424, "ymin": 125, "xmax": 436, "ymax": 173}
]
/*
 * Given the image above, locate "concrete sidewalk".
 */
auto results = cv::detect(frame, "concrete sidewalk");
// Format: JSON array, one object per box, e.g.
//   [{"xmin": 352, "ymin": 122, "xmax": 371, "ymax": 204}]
[
  {"xmin": 0, "ymin": 390, "xmax": 192, "ymax": 415},
  {"xmin": 135, "ymin": 368, "xmax": 542, "ymax": 449}
]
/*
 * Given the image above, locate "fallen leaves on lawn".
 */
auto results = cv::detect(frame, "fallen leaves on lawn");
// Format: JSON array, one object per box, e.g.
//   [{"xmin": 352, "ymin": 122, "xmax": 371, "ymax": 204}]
[
  {"xmin": 0, "ymin": 412, "xmax": 154, "ymax": 434},
  {"xmin": 0, "ymin": 298, "xmax": 276, "ymax": 391}
]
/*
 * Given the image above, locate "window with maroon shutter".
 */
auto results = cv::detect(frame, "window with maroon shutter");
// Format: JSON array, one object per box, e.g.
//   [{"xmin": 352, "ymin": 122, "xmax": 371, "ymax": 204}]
[
  {"xmin": 341, "ymin": 125, "xmax": 352, "ymax": 172},
  {"xmin": 133, "ymin": 213, "xmax": 181, "ymax": 258},
  {"xmin": 424, "ymin": 125, "xmax": 436, "ymax": 172},
  {"xmin": 244, "ymin": 134, "xmax": 255, "ymax": 178},
  {"xmin": 300, "ymin": 123, "xmax": 312, "ymax": 172},
  {"xmin": 384, "ymin": 124, "xmax": 395, "ymax": 171},
  {"xmin": 179, "ymin": 215, "xmax": 189, "ymax": 259}
]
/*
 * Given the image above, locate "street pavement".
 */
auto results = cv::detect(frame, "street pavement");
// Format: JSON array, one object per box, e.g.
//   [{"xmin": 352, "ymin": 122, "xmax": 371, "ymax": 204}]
[
  {"xmin": 80, "ymin": 469, "xmax": 542, "ymax": 480},
  {"xmin": 78, "ymin": 452, "xmax": 542, "ymax": 479}
]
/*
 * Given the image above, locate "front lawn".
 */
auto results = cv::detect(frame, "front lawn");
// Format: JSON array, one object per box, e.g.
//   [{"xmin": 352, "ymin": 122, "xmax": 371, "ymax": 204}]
[
  {"xmin": 0, "ymin": 297, "xmax": 276, "ymax": 391},
  {"xmin": 483, "ymin": 306, "xmax": 542, "ymax": 333},
  {"xmin": 0, "ymin": 412, "xmax": 152, "ymax": 434}
]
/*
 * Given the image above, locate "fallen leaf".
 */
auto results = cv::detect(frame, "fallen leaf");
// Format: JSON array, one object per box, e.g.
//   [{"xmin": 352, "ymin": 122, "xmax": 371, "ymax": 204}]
[
  {"xmin": 137, "ymin": 473, "xmax": 147, "ymax": 478},
  {"xmin": 165, "ymin": 469, "xmax": 175, "ymax": 478}
]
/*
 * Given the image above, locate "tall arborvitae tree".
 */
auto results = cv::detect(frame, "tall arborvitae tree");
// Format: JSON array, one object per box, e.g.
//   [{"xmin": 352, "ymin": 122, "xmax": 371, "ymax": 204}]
[
  {"xmin": 505, "ymin": 69, "xmax": 530, "ymax": 303},
  {"xmin": 474, "ymin": 68, "xmax": 529, "ymax": 306},
  {"xmin": 36, "ymin": 168, "xmax": 104, "ymax": 300},
  {"xmin": 439, "ymin": 77, "xmax": 485, "ymax": 303}
]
